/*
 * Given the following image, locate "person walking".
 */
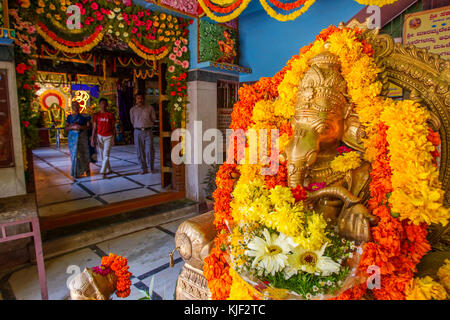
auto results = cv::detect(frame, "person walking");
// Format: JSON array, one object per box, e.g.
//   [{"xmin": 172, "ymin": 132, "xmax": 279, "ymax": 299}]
[
  {"xmin": 91, "ymin": 98, "xmax": 116, "ymax": 179},
  {"xmin": 130, "ymin": 93, "xmax": 157, "ymax": 174},
  {"xmin": 65, "ymin": 101, "xmax": 91, "ymax": 180}
]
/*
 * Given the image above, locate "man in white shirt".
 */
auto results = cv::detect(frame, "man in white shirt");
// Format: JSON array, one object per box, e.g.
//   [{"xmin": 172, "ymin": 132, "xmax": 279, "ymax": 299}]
[{"xmin": 130, "ymin": 93, "xmax": 157, "ymax": 174}]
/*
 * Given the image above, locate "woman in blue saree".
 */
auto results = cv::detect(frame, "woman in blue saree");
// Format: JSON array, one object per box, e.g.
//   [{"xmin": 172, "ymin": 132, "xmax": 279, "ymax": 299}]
[{"xmin": 65, "ymin": 101, "xmax": 91, "ymax": 179}]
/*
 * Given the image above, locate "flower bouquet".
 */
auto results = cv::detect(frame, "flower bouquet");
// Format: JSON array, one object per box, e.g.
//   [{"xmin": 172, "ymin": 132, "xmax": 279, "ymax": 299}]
[{"xmin": 226, "ymin": 181, "xmax": 366, "ymax": 300}]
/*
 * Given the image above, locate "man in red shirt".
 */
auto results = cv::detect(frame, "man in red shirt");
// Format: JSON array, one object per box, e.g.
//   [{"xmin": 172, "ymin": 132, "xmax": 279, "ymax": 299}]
[{"xmin": 91, "ymin": 98, "xmax": 116, "ymax": 178}]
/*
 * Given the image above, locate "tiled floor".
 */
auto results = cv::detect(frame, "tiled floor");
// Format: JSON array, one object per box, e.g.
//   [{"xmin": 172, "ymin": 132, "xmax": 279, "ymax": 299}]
[
  {"xmin": 33, "ymin": 141, "xmax": 173, "ymax": 218},
  {"xmin": 0, "ymin": 219, "xmax": 186, "ymax": 300}
]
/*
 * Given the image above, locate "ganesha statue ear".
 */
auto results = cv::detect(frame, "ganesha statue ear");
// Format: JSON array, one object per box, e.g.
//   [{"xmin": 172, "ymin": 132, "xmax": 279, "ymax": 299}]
[{"xmin": 342, "ymin": 111, "xmax": 366, "ymax": 153}]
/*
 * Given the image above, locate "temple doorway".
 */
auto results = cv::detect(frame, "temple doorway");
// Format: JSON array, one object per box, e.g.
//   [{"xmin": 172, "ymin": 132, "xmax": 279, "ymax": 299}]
[{"xmin": 31, "ymin": 42, "xmax": 184, "ymax": 231}]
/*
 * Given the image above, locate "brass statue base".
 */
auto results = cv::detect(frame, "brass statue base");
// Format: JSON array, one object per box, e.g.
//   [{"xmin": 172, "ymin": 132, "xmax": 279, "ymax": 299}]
[{"xmin": 176, "ymin": 263, "xmax": 211, "ymax": 300}]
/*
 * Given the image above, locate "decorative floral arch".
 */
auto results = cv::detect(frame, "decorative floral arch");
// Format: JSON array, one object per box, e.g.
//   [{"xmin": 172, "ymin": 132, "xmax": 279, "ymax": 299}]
[{"xmin": 12, "ymin": 0, "xmax": 192, "ymax": 151}]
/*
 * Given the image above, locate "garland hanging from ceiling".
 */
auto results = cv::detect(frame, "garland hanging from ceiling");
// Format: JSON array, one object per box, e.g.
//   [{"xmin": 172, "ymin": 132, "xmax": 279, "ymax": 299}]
[
  {"xmin": 353, "ymin": 0, "xmax": 399, "ymax": 6},
  {"xmin": 31, "ymin": 0, "xmax": 191, "ymax": 128},
  {"xmin": 198, "ymin": 0, "xmax": 399, "ymax": 22}
]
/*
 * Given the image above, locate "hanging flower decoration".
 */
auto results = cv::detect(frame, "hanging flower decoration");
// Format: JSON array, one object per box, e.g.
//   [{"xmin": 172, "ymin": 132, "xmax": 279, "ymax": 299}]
[
  {"xmin": 199, "ymin": 0, "xmax": 317, "ymax": 22},
  {"xmin": 204, "ymin": 24, "xmax": 449, "ymax": 300},
  {"xmin": 9, "ymin": 5, "xmax": 39, "ymax": 151},
  {"xmin": 198, "ymin": 0, "xmax": 252, "ymax": 23},
  {"xmin": 268, "ymin": 0, "xmax": 308, "ymax": 11},
  {"xmin": 260, "ymin": 0, "xmax": 316, "ymax": 22},
  {"xmin": 160, "ymin": 0, "xmax": 199, "ymax": 16},
  {"xmin": 201, "ymin": 0, "xmax": 244, "ymax": 14},
  {"xmin": 353, "ymin": 0, "xmax": 399, "ymax": 7}
]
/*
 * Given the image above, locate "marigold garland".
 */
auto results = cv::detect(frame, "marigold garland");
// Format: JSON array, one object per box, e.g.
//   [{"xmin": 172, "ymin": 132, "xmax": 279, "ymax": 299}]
[
  {"xmin": 128, "ymin": 40, "xmax": 170, "ymax": 61},
  {"xmin": 380, "ymin": 101, "xmax": 449, "ymax": 226},
  {"xmin": 353, "ymin": 0, "xmax": 399, "ymax": 7},
  {"xmin": 100, "ymin": 253, "xmax": 132, "ymax": 298},
  {"xmin": 198, "ymin": 0, "xmax": 252, "ymax": 23},
  {"xmin": 210, "ymin": 0, "xmax": 238, "ymax": 5},
  {"xmin": 37, "ymin": 23, "xmax": 106, "ymax": 54},
  {"xmin": 259, "ymin": 0, "xmax": 316, "ymax": 22},
  {"xmin": 330, "ymin": 151, "xmax": 362, "ymax": 173},
  {"xmin": 202, "ymin": 0, "xmax": 244, "ymax": 14},
  {"xmin": 268, "ymin": 0, "xmax": 307, "ymax": 11}
]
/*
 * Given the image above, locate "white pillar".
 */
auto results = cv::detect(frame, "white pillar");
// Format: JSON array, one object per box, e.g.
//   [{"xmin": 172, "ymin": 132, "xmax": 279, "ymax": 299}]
[{"xmin": 185, "ymin": 80, "xmax": 217, "ymax": 202}]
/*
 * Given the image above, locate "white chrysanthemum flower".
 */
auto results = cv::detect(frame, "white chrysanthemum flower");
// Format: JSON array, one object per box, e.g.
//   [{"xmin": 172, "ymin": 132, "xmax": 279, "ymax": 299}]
[
  {"xmin": 287, "ymin": 243, "xmax": 341, "ymax": 276},
  {"xmin": 246, "ymin": 229, "xmax": 292, "ymax": 276}
]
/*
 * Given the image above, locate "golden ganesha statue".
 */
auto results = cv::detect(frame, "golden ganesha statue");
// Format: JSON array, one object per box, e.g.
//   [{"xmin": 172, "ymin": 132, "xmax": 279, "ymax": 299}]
[
  {"xmin": 284, "ymin": 42, "xmax": 375, "ymax": 243},
  {"xmin": 173, "ymin": 24, "xmax": 450, "ymax": 300}
]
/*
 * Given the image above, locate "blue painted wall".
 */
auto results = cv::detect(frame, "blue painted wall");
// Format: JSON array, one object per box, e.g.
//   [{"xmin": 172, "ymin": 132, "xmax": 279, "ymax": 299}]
[{"xmin": 238, "ymin": 0, "xmax": 364, "ymax": 82}]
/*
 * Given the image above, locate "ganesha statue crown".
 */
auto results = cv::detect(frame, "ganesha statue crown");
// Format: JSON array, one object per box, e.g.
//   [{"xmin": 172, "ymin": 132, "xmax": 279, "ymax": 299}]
[{"xmin": 297, "ymin": 43, "xmax": 349, "ymax": 118}]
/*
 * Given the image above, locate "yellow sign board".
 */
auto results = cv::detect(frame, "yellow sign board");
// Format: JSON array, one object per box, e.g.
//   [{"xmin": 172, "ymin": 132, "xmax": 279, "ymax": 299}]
[{"xmin": 404, "ymin": 6, "xmax": 450, "ymax": 60}]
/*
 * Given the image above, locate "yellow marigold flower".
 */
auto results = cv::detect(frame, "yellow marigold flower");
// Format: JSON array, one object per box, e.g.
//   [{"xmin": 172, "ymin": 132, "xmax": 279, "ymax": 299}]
[
  {"xmin": 263, "ymin": 202, "xmax": 305, "ymax": 238},
  {"xmin": 293, "ymin": 213, "xmax": 328, "ymax": 251},
  {"xmin": 381, "ymin": 100, "xmax": 450, "ymax": 226},
  {"xmin": 269, "ymin": 185, "xmax": 295, "ymax": 206},
  {"xmin": 330, "ymin": 151, "xmax": 361, "ymax": 173},
  {"xmin": 49, "ymin": 4, "xmax": 56, "ymax": 10},
  {"xmin": 405, "ymin": 276, "xmax": 448, "ymax": 300},
  {"xmin": 437, "ymin": 259, "xmax": 450, "ymax": 292},
  {"xmin": 228, "ymin": 268, "xmax": 261, "ymax": 300}
]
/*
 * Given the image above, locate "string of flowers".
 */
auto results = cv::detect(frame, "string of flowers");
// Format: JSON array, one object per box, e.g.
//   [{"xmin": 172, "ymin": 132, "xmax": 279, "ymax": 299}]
[
  {"xmin": 197, "ymin": 0, "xmax": 252, "ymax": 23},
  {"xmin": 259, "ymin": 0, "xmax": 316, "ymax": 22},
  {"xmin": 353, "ymin": 0, "xmax": 399, "ymax": 7},
  {"xmin": 9, "ymin": 2, "xmax": 39, "ymax": 171},
  {"xmin": 268, "ymin": 0, "xmax": 308, "ymax": 11},
  {"xmin": 202, "ymin": 0, "xmax": 244, "ymax": 14}
]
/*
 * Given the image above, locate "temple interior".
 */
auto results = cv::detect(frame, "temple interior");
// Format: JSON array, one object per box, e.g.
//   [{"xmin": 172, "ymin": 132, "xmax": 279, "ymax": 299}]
[{"xmin": 0, "ymin": 0, "xmax": 449, "ymax": 303}]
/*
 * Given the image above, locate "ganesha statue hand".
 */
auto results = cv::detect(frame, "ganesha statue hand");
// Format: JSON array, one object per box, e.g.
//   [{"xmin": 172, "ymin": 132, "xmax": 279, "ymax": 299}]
[{"xmin": 285, "ymin": 43, "xmax": 376, "ymax": 243}]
